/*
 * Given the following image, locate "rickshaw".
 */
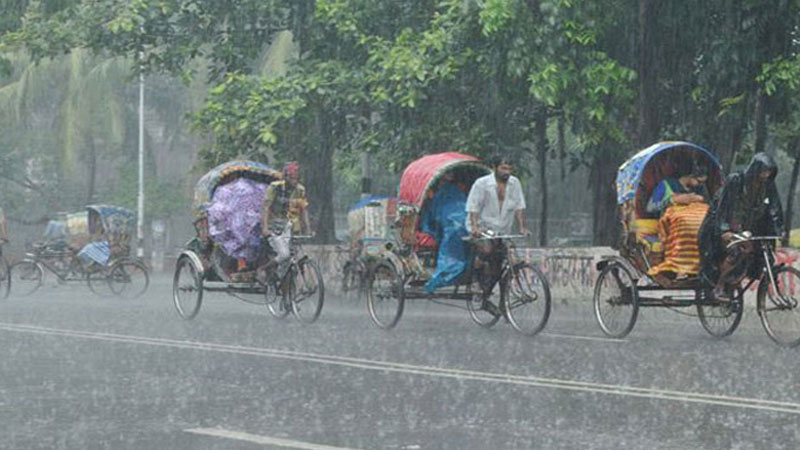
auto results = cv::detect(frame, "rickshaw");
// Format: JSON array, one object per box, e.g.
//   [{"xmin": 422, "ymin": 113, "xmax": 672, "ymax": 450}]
[
  {"xmin": 341, "ymin": 195, "xmax": 397, "ymax": 299},
  {"xmin": 595, "ymin": 141, "xmax": 752, "ymax": 339},
  {"xmin": 10, "ymin": 205, "xmax": 149, "ymax": 298},
  {"xmin": 365, "ymin": 152, "xmax": 551, "ymax": 335},
  {"xmin": 0, "ymin": 207, "xmax": 10, "ymax": 299},
  {"xmin": 172, "ymin": 160, "xmax": 324, "ymax": 323}
]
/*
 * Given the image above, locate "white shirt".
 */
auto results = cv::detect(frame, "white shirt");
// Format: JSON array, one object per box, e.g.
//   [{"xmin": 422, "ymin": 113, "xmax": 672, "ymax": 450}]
[{"xmin": 465, "ymin": 173, "xmax": 526, "ymax": 235}]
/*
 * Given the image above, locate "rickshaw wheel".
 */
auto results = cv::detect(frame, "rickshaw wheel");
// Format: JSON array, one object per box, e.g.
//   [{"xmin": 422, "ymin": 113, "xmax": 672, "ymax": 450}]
[
  {"xmin": 291, "ymin": 259, "xmax": 324, "ymax": 324},
  {"xmin": 108, "ymin": 259, "xmax": 150, "ymax": 299},
  {"xmin": 697, "ymin": 287, "xmax": 743, "ymax": 338},
  {"xmin": 0, "ymin": 257, "xmax": 10, "ymax": 299},
  {"xmin": 757, "ymin": 266, "xmax": 800, "ymax": 347},
  {"xmin": 594, "ymin": 261, "xmax": 639, "ymax": 338},
  {"xmin": 342, "ymin": 260, "xmax": 365, "ymax": 300},
  {"xmin": 173, "ymin": 256, "xmax": 203, "ymax": 320},
  {"xmin": 366, "ymin": 262, "xmax": 404, "ymax": 329},
  {"xmin": 466, "ymin": 280, "xmax": 502, "ymax": 329},
  {"xmin": 504, "ymin": 262, "xmax": 552, "ymax": 337},
  {"xmin": 9, "ymin": 260, "xmax": 43, "ymax": 297}
]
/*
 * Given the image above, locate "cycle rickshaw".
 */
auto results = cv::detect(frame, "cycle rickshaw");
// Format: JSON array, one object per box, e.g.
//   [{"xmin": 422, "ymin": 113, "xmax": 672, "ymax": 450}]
[
  {"xmin": 594, "ymin": 141, "xmax": 800, "ymax": 345},
  {"xmin": 172, "ymin": 160, "xmax": 324, "ymax": 323},
  {"xmin": 365, "ymin": 152, "xmax": 551, "ymax": 335},
  {"xmin": 340, "ymin": 195, "xmax": 397, "ymax": 299},
  {"xmin": 10, "ymin": 205, "xmax": 149, "ymax": 298}
]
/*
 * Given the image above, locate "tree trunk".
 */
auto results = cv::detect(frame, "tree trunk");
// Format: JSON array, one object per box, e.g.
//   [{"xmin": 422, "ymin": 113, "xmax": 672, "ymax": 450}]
[
  {"xmin": 637, "ymin": 0, "xmax": 659, "ymax": 146},
  {"xmin": 783, "ymin": 138, "xmax": 800, "ymax": 246},
  {"xmin": 557, "ymin": 114, "xmax": 566, "ymax": 181},
  {"xmin": 86, "ymin": 138, "xmax": 97, "ymax": 204},
  {"xmin": 307, "ymin": 108, "xmax": 336, "ymax": 244},
  {"xmin": 590, "ymin": 149, "xmax": 619, "ymax": 246},
  {"xmin": 534, "ymin": 108, "xmax": 549, "ymax": 247},
  {"xmin": 754, "ymin": 87, "xmax": 768, "ymax": 155}
]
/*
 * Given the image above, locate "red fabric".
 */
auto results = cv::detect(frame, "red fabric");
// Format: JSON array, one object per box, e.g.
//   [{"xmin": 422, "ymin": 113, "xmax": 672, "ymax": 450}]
[
  {"xmin": 398, "ymin": 152, "xmax": 481, "ymax": 207},
  {"xmin": 415, "ymin": 231, "xmax": 436, "ymax": 248}
]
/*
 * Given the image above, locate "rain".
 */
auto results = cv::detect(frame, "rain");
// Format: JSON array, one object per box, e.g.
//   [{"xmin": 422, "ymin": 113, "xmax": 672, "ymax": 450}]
[{"xmin": 2, "ymin": 1, "xmax": 800, "ymax": 449}]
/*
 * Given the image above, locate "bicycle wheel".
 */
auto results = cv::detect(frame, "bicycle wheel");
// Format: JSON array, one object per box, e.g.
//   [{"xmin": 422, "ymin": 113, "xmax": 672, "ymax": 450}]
[
  {"xmin": 697, "ymin": 287, "xmax": 743, "ymax": 338},
  {"xmin": 593, "ymin": 261, "xmax": 639, "ymax": 338},
  {"xmin": 504, "ymin": 262, "xmax": 552, "ymax": 336},
  {"xmin": 0, "ymin": 257, "xmax": 9, "ymax": 299},
  {"xmin": 758, "ymin": 266, "xmax": 800, "ymax": 347},
  {"xmin": 108, "ymin": 259, "xmax": 149, "ymax": 299},
  {"xmin": 366, "ymin": 262, "xmax": 404, "ymax": 329},
  {"xmin": 466, "ymin": 275, "xmax": 503, "ymax": 328},
  {"xmin": 342, "ymin": 260, "xmax": 365, "ymax": 300},
  {"xmin": 173, "ymin": 256, "xmax": 203, "ymax": 320},
  {"xmin": 9, "ymin": 260, "xmax": 43, "ymax": 296},
  {"xmin": 291, "ymin": 259, "xmax": 325, "ymax": 324}
]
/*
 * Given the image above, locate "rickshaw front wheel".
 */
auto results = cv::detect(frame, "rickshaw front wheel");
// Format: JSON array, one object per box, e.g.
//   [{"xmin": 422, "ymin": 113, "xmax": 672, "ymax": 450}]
[
  {"xmin": 291, "ymin": 259, "xmax": 324, "ymax": 324},
  {"xmin": 758, "ymin": 266, "xmax": 800, "ymax": 347},
  {"xmin": 594, "ymin": 261, "xmax": 639, "ymax": 338},
  {"xmin": 109, "ymin": 259, "xmax": 150, "ymax": 299},
  {"xmin": 504, "ymin": 262, "xmax": 552, "ymax": 337},
  {"xmin": 173, "ymin": 255, "xmax": 203, "ymax": 320},
  {"xmin": 366, "ymin": 262, "xmax": 404, "ymax": 329}
]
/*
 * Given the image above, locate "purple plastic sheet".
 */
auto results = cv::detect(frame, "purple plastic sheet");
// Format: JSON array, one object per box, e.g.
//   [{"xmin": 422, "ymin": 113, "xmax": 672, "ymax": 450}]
[{"xmin": 208, "ymin": 178, "xmax": 267, "ymax": 262}]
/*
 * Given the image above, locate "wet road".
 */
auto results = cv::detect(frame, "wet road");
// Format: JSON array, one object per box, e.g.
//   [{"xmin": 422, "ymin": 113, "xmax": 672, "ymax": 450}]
[{"xmin": 0, "ymin": 276, "xmax": 798, "ymax": 449}]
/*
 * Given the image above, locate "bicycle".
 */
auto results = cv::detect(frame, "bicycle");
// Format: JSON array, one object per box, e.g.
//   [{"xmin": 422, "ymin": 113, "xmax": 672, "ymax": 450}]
[
  {"xmin": 0, "ymin": 242, "xmax": 9, "ymax": 299},
  {"xmin": 463, "ymin": 231, "xmax": 552, "ymax": 336},
  {"xmin": 263, "ymin": 234, "xmax": 325, "ymax": 324},
  {"xmin": 723, "ymin": 232, "xmax": 800, "ymax": 347}
]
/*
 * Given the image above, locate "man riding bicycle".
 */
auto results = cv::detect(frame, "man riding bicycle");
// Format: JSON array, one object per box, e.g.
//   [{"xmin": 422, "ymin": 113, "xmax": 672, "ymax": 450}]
[
  {"xmin": 465, "ymin": 155, "xmax": 529, "ymax": 295},
  {"xmin": 699, "ymin": 152, "xmax": 785, "ymax": 299},
  {"xmin": 259, "ymin": 161, "xmax": 312, "ymax": 281}
]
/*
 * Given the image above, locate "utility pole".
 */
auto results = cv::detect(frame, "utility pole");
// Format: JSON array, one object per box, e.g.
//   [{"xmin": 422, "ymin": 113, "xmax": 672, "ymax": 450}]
[
  {"xmin": 137, "ymin": 61, "xmax": 145, "ymax": 258},
  {"xmin": 361, "ymin": 150, "xmax": 372, "ymax": 199}
]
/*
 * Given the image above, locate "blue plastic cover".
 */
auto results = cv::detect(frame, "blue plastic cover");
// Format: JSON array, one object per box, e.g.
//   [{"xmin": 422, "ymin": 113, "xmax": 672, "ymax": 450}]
[{"xmin": 420, "ymin": 182, "xmax": 470, "ymax": 292}]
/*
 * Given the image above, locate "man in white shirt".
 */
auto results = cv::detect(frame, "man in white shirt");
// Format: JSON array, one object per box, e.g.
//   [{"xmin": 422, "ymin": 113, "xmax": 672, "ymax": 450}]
[
  {"xmin": 466, "ymin": 155, "xmax": 528, "ymax": 237},
  {"xmin": 465, "ymin": 155, "xmax": 529, "ymax": 303}
]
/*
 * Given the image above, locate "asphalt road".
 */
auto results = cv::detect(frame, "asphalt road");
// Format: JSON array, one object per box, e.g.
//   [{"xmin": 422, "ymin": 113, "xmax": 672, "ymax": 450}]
[{"xmin": 0, "ymin": 275, "xmax": 798, "ymax": 449}]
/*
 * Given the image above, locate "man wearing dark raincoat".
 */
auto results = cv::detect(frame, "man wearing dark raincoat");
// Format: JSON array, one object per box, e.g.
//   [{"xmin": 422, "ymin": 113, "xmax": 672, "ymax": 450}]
[{"xmin": 698, "ymin": 153, "xmax": 785, "ymax": 292}]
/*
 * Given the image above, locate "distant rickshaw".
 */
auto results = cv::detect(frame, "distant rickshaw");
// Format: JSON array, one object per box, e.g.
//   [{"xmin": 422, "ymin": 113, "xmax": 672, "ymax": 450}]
[
  {"xmin": 172, "ymin": 160, "xmax": 324, "ymax": 323},
  {"xmin": 364, "ymin": 152, "xmax": 551, "ymax": 334},
  {"xmin": 10, "ymin": 205, "xmax": 149, "ymax": 298},
  {"xmin": 595, "ymin": 141, "xmax": 800, "ymax": 345},
  {"xmin": 340, "ymin": 195, "xmax": 397, "ymax": 299}
]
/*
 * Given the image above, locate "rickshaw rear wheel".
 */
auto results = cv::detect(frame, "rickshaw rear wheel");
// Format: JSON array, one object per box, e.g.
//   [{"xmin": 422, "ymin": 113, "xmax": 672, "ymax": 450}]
[
  {"xmin": 757, "ymin": 266, "xmax": 800, "ymax": 347},
  {"xmin": 291, "ymin": 259, "xmax": 324, "ymax": 324},
  {"xmin": 594, "ymin": 261, "xmax": 639, "ymax": 338},
  {"xmin": 0, "ymin": 256, "xmax": 9, "ymax": 299},
  {"xmin": 504, "ymin": 262, "xmax": 552, "ymax": 336},
  {"xmin": 697, "ymin": 287, "xmax": 743, "ymax": 338},
  {"xmin": 9, "ymin": 260, "xmax": 43, "ymax": 297},
  {"xmin": 173, "ymin": 256, "xmax": 203, "ymax": 320},
  {"xmin": 109, "ymin": 259, "xmax": 150, "ymax": 299},
  {"xmin": 366, "ymin": 262, "xmax": 404, "ymax": 329},
  {"xmin": 265, "ymin": 277, "xmax": 291, "ymax": 319}
]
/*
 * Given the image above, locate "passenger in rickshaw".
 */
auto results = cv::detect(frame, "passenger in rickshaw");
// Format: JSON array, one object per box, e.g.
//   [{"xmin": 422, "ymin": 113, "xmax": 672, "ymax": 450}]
[
  {"xmin": 466, "ymin": 155, "xmax": 529, "ymax": 291},
  {"xmin": 77, "ymin": 213, "xmax": 112, "ymax": 269},
  {"xmin": 646, "ymin": 159, "xmax": 712, "ymax": 283},
  {"xmin": 260, "ymin": 161, "xmax": 311, "ymax": 278},
  {"xmin": 699, "ymin": 152, "xmax": 785, "ymax": 298},
  {"xmin": 419, "ymin": 172, "xmax": 470, "ymax": 292}
]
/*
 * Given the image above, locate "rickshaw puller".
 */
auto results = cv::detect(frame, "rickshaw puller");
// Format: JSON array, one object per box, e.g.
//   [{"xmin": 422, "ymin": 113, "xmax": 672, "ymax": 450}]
[
  {"xmin": 466, "ymin": 155, "xmax": 529, "ymax": 293},
  {"xmin": 259, "ymin": 161, "xmax": 311, "ymax": 281},
  {"xmin": 699, "ymin": 152, "xmax": 785, "ymax": 298}
]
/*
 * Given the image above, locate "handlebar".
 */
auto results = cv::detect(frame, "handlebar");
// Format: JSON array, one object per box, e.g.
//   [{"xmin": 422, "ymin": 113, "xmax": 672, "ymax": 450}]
[{"xmin": 726, "ymin": 232, "xmax": 783, "ymax": 249}]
